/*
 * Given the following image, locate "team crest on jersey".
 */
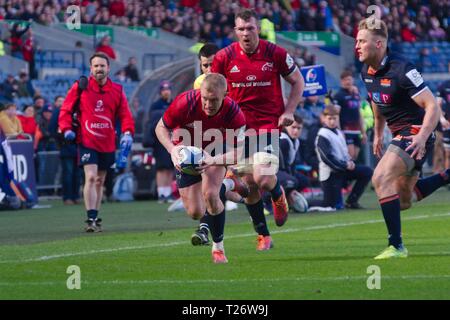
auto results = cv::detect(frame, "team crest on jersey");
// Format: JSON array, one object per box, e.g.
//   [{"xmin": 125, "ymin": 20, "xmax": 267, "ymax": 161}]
[
  {"xmin": 230, "ymin": 65, "xmax": 240, "ymax": 73},
  {"xmin": 380, "ymin": 79, "xmax": 391, "ymax": 87},
  {"xmin": 95, "ymin": 100, "xmax": 104, "ymax": 112},
  {"xmin": 262, "ymin": 62, "xmax": 273, "ymax": 72}
]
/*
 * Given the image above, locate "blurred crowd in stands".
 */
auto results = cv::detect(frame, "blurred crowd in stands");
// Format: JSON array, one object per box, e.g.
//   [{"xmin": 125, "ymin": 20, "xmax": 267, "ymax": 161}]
[{"xmin": 0, "ymin": 1, "xmax": 448, "ymax": 45}]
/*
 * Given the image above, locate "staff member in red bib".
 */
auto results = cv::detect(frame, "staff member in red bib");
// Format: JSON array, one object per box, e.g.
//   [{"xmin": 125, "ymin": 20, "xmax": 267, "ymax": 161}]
[{"xmin": 59, "ymin": 52, "xmax": 135, "ymax": 232}]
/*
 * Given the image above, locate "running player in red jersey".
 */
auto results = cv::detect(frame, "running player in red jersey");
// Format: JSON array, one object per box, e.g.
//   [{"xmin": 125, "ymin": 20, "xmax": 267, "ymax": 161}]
[
  {"xmin": 156, "ymin": 73, "xmax": 246, "ymax": 263},
  {"xmin": 211, "ymin": 9, "xmax": 304, "ymax": 250}
]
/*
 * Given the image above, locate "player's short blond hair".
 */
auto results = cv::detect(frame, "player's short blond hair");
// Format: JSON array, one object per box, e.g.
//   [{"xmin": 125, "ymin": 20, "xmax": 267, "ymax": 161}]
[
  {"xmin": 202, "ymin": 73, "xmax": 227, "ymax": 92},
  {"xmin": 358, "ymin": 18, "xmax": 388, "ymax": 39}
]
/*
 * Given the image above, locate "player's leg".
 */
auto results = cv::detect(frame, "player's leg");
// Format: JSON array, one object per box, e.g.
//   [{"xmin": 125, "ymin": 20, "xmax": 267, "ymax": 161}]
[
  {"xmin": 396, "ymin": 175, "xmax": 418, "ymax": 210},
  {"xmin": 178, "ymin": 181, "xmax": 205, "ymax": 220},
  {"xmin": 202, "ymin": 166, "xmax": 228, "ymax": 263},
  {"xmin": 83, "ymin": 164, "xmax": 98, "ymax": 213},
  {"xmin": 95, "ymin": 170, "xmax": 107, "ymax": 211},
  {"xmin": 241, "ymin": 172, "xmax": 274, "ymax": 250},
  {"xmin": 79, "ymin": 145, "xmax": 102, "ymax": 232},
  {"xmin": 443, "ymin": 130, "xmax": 450, "ymax": 169},
  {"xmin": 253, "ymin": 152, "xmax": 288, "ymax": 227},
  {"xmin": 372, "ymin": 149, "xmax": 409, "ymax": 259}
]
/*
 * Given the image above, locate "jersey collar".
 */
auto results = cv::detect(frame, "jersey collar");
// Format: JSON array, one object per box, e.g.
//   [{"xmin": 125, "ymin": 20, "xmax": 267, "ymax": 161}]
[{"xmin": 367, "ymin": 48, "xmax": 390, "ymax": 75}]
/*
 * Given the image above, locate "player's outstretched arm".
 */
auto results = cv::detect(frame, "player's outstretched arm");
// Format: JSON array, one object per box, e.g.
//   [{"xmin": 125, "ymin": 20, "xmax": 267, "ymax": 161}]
[{"xmin": 279, "ymin": 69, "xmax": 304, "ymax": 127}]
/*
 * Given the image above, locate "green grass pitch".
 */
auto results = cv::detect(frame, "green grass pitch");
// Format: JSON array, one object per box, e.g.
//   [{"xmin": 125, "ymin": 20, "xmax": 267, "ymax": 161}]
[{"xmin": 0, "ymin": 189, "xmax": 449, "ymax": 300}]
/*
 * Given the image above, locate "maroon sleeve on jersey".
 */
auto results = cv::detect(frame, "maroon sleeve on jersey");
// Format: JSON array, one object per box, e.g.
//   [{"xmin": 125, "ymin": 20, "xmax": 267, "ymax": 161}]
[
  {"xmin": 162, "ymin": 93, "xmax": 189, "ymax": 129},
  {"xmin": 274, "ymin": 45, "xmax": 296, "ymax": 77},
  {"xmin": 211, "ymin": 48, "xmax": 227, "ymax": 75}
]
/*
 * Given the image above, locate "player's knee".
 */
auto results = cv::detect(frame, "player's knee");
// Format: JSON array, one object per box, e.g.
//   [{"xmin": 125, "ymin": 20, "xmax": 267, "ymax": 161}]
[
  {"xmin": 85, "ymin": 174, "xmax": 96, "ymax": 185},
  {"xmin": 254, "ymin": 174, "xmax": 275, "ymax": 191},
  {"xmin": 203, "ymin": 189, "xmax": 220, "ymax": 206},
  {"xmin": 372, "ymin": 171, "xmax": 389, "ymax": 190},
  {"xmin": 400, "ymin": 200, "xmax": 412, "ymax": 210},
  {"xmin": 185, "ymin": 205, "xmax": 203, "ymax": 220}
]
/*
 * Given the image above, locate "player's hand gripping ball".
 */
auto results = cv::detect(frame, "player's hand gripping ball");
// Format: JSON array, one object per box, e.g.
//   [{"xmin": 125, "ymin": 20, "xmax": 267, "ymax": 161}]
[{"xmin": 178, "ymin": 146, "xmax": 205, "ymax": 175}]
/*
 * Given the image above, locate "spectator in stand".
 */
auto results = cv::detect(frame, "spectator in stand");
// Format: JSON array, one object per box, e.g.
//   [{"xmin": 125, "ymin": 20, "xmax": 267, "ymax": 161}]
[
  {"xmin": 49, "ymin": 96, "xmax": 81, "ymax": 205},
  {"xmin": 401, "ymin": 21, "xmax": 417, "ymax": 43},
  {"xmin": 17, "ymin": 71, "xmax": 35, "ymax": 98},
  {"xmin": 0, "ymin": 102, "xmax": 23, "ymax": 136},
  {"xmin": 22, "ymin": 28, "xmax": 38, "ymax": 79},
  {"xmin": 429, "ymin": 16, "xmax": 447, "ymax": 41},
  {"xmin": 17, "ymin": 104, "xmax": 37, "ymax": 138},
  {"xmin": 124, "ymin": 56, "xmax": 140, "ymax": 82},
  {"xmin": 95, "ymin": 35, "xmax": 117, "ymax": 61},
  {"xmin": 33, "ymin": 96, "xmax": 46, "ymax": 121},
  {"xmin": 109, "ymin": 0, "xmax": 126, "ymax": 17},
  {"xmin": 9, "ymin": 22, "xmax": 30, "ymax": 60},
  {"xmin": 35, "ymin": 104, "xmax": 57, "ymax": 152},
  {"xmin": 1, "ymin": 74, "xmax": 19, "ymax": 102},
  {"xmin": 418, "ymin": 48, "xmax": 432, "ymax": 73}
]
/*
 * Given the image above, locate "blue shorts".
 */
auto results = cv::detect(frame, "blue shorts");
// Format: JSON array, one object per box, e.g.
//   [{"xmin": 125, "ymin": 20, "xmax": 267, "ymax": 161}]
[
  {"xmin": 344, "ymin": 132, "xmax": 362, "ymax": 148},
  {"xmin": 78, "ymin": 145, "xmax": 115, "ymax": 171}
]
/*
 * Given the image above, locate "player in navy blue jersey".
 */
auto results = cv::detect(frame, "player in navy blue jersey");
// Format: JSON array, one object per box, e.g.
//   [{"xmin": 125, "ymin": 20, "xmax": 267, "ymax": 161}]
[
  {"xmin": 437, "ymin": 79, "xmax": 450, "ymax": 170},
  {"xmin": 357, "ymin": 17, "xmax": 450, "ymax": 259},
  {"xmin": 333, "ymin": 70, "xmax": 367, "ymax": 160}
]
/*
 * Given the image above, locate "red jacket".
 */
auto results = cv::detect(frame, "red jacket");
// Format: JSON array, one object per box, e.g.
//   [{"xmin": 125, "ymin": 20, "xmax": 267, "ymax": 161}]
[
  {"xmin": 17, "ymin": 115, "xmax": 36, "ymax": 136},
  {"xmin": 59, "ymin": 76, "xmax": 135, "ymax": 153}
]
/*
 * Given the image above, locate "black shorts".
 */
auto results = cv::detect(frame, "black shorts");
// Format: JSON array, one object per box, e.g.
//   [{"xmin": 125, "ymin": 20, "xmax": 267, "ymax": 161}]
[
  {"xmin": 387, "ymin": 133, "xmax": 435, "ymax": 175},
  {"xmin": 78, "ymin": 145, "xmax": 115, "ymax": 171},
  {"xmin": 153, "ymin": 145, "xmax": 174, "ymax": 170},
  {"xmin": 175, "ymin": 170, "xmax": 202, "ymax": 189},
  {"xmin": 344, "ymin": 132, "xmax": 362, "ymax": 148},
  {"xmin": 443, "ymin": 129, "xmax": 450, "ymax": 149}
]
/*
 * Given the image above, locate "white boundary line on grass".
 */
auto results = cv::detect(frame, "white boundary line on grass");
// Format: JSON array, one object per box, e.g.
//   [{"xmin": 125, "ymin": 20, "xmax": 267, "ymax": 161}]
[
  {"xmin": 1, "ymin": 212, "xmax": 450, "ymax": 264},
  {"xmin": 1, "ymin": 274, "xmax": 450, "ymax": 287}
]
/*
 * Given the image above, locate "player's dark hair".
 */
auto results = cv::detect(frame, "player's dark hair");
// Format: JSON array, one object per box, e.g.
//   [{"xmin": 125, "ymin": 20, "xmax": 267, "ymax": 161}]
[
  {"xmin": 198, "ymin": 43, "xmax": 219, "ymax": 59},
  {"xmin": 340, "ymin": 70, "xmax": 353, "ymax": 79},
  {"xmin": 358, "ymin": 18, "xmax": 388, "ymax": 39},
  {"xmin": 90, "ymin": 52, "xmax": 110, "ymax": 66},
  {"xmin": 235, "ymin": 8, "xmax": 258, "ymax": 22}
]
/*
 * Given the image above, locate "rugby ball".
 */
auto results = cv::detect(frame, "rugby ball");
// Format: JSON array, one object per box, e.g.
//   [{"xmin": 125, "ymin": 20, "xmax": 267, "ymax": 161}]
[
  {"xmin": 289, "ymin": 190, "xmax": 309, "ymax": 213},
  {"xmin": 178, "ymin": 146, "xmax": 204, "ymax": 175}
]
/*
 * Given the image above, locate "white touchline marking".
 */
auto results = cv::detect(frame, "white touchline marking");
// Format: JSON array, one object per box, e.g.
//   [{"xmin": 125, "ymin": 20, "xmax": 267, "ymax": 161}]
[
  {"xmin": 0, "ymin": 274, "xmax": 450, "ymax": 287},
  {"xmin": 1, "ymin": 212, "xmax": 449, "ymax": 264}
]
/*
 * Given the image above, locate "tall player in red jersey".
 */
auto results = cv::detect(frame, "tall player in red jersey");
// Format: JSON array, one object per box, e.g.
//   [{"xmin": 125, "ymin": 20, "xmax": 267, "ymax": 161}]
[
  {"xmin": 211, "ymin": 9, "xmax": 304, "ymax": 250},
  {"xmin": 156, "ymin": 73, "xmax": 246, "ymax": 263}
]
